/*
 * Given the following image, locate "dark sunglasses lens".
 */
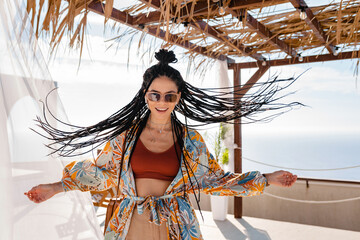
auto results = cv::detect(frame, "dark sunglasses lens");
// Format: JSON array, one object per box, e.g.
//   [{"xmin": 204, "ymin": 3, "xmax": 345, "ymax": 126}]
[
  {"xmin": 148, "ymin": 93, "xmax": 160, "ymax": 102},
  {"xmin": 165, "ymin": 94, "xmax": 178, "ymax": 102}
]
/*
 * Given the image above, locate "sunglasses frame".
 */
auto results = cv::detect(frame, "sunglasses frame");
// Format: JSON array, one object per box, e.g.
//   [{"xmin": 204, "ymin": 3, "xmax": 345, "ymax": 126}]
[{"xmin": 146, "ymin": 91, "xmax": 180, "ymax": 103}]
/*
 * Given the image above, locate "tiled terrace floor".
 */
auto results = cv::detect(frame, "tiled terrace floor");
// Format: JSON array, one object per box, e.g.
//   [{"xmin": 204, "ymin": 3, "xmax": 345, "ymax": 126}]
[
  {"xmin": 196, "ymin": 210, "xmax": 359, "ymax": 240},
  {"xmin": 96, "ymin": 208, "xmax": 360, "ymax": 240}
]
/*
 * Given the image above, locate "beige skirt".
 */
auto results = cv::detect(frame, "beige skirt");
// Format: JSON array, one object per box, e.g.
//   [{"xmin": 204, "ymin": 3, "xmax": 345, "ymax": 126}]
[{"xmin": 126, "ymin": 207, "xmax": 168, "ymax": 240}]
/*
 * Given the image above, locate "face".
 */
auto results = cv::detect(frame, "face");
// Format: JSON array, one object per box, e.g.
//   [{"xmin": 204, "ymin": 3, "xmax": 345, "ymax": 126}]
[{"xmin": 145, "ymin": 76, "xmax": 180, "ymax": 122}]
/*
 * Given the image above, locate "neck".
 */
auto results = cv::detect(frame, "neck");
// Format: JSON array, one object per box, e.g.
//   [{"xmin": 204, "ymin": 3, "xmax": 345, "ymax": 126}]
[
  {"xmin": 148, "ymin": 115, "xmax": 171, "ymax": 126},
  {"xmin": 147, "ymin": 115, "xmax": 171, "ymax": 132}
]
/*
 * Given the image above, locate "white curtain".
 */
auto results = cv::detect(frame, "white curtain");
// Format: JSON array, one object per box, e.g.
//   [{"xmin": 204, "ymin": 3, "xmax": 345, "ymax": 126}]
[{"xmin": 0, "ymin": 0, "xmax": 103, "ymax": 239}]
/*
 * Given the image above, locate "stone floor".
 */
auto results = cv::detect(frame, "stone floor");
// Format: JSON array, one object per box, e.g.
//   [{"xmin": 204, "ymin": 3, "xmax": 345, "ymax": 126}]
[
  {"xmin": 95, "ymin": 207, "xmax": 360, "ymax": 240},
  {"xmin": 196, "ymin": 210, "xmax": 360, "ymax": 240}
]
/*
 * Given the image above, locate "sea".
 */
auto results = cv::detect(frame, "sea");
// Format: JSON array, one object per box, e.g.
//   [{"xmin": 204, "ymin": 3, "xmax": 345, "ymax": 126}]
[{"xmin": 242, "ymin": 132, "xmax": 360, "ymax": 181}]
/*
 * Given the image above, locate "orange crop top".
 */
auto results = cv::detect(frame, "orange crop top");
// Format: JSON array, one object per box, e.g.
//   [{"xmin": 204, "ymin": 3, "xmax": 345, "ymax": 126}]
[{"xmin": 131, "ymin": 139, "xmax": 181, "ymax": 181}]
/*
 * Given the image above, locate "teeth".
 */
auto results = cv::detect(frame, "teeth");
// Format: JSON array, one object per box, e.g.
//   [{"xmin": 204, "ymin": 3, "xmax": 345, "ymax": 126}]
[{"xmin": 156, "ymin": 108, "xmax": 167, "ymax": 111}]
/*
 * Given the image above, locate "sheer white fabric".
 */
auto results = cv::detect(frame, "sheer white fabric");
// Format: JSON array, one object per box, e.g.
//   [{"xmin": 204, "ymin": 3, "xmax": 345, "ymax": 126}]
[{"xmin": 0, "ymin": 0, "xmax": 103, "ymax": 239}]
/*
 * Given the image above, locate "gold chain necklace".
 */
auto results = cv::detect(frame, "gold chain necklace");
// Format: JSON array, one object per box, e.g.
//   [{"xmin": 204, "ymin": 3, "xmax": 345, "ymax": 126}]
[
  {"xmin": 147, "ymin": 125, "xmax": 170, "ymax": 143},
  {"xmin": 147, "ymin": 117, "xmax": 171, "ymax": 142},
  {"xmin": 149, "ymin": 120, "xmax": 170, "ymax": 134}
]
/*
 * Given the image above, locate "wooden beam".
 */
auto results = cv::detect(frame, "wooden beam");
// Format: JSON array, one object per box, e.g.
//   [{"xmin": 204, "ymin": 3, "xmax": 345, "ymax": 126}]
[
  {"xmin": 134, "ymin": 3, "xmax": 214, "ymax": 24},
  {"xmin": 134, "ymin": 0, "xmax": 286, "ymax": 24},
  {"xmin": 182, "ymin": 0, "xmax": 287, "ymax": 18},
  {"xmin": 229, "ymin": 0, "xmax": 287, "ymax": 10},
  {"xmin": 244, "ymin": 12, "xmax": 297, "ymax": 57},
  {"xmin": 137, "ymin": 1, "xmax": 288, "ymax": 60},
  {"xmin": 233, "ymin": 65, "xmax": 243, "ymax": 219},
  {"xmin": 289, "ymin": 0, "xmax": 335, "ymax": 54},
  {"xmin": 228, "ymin": 51, "xmax": 360, "ymax": 69},
  {"xmin": 133, "ymin": 11, "xmax": 162, "ymax": 25},
  {"xmin": 138, "ymin": 0, "xmax": 246, "ymax": 61},
  {"xmin": 87, "ymin": 1, "xmax": 229, "ymax": 61},
  {"xmin": 240, "ymin": 64, "xmax": 270, "ymax": 96},
  {"xmin": 140, "ymin": 0, "xmax": 239, "ymax": 62},
  {"xmin": 225, "ymin": 8, "xmax": 297, "ymax": 58},
  {"xmin": 189, "ymin": 20, "xmax": 264, "ymax": 61}
]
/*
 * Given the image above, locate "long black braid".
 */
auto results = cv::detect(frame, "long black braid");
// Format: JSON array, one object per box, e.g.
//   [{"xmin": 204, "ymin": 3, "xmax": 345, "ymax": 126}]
[
  {"xmin": 34, "ymin": 49, "xmax": 301, "ymax": 157},
  {"xmin": 33, "ymin": 49, "xmax": 302, "ymax": 223}
]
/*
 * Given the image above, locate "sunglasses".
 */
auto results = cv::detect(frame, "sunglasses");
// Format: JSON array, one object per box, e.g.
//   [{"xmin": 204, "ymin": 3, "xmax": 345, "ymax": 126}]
[{"xmin": 146, "ymin": 92, "xmax": 179, "ymax": 103}]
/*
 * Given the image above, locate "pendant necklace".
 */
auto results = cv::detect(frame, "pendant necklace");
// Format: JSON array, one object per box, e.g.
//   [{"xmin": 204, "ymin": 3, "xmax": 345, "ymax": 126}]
[
  {"xmin": 147, "ymin": 119, "xmax": 170, "ymax": 142},
  {"xmin": 150, "ymin": 119, "xmax": 169, "ymax": 134},
  {"xmin": 148, "ymin": 125, "xmax": 167, "ymax": 143}
]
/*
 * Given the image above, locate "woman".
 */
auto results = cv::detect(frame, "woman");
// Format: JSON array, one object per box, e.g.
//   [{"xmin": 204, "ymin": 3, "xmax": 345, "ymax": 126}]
[{"xmin": 25, "ymin": 49, "xmax": 297, "ymax": 240}]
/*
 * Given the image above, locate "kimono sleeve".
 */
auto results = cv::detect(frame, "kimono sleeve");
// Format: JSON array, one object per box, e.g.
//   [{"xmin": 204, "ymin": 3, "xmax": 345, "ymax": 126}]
[
  {"xmin": 61, "ymin": 133, "xmax": 125, "ymax": 192},
  {"xmin": 191, "ymin": 131, "xmax": 268, "ymax": 197}
]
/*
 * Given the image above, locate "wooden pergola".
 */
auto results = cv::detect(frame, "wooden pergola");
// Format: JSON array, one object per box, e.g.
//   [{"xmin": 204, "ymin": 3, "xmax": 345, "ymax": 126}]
[{"xmin": 28, "ymin": 0, "xmax": 360, "ymax": 218}]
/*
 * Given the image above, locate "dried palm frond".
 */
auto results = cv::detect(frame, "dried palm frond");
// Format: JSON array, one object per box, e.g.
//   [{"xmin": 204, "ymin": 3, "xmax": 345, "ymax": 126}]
[{"xmin": 25, "ymin": 0, "xmax": 360, "ymax": 71}]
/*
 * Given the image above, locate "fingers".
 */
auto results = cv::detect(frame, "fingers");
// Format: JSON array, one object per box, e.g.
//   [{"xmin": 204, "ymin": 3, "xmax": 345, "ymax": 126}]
[
  {"xmin": 24, "ymin": 191, "xmax": 37, "ymax": 202},
  {"xmin": 25, "ymin": 192, "xmax": 43, "ymax": 203},
  {"xmin": 24, "ymin": 185, "xmax": 44, "ymax": 203},
  {"xmin": 273, "ymin": 171, "xmax": 297, "ymax": 187},
  {"xmin": 280, "ymin": 173, "xmax": 297, "ymax": 187},
  {"xmin": 267, "ymin": 171, "xmax": 297, "ymax": 187}
]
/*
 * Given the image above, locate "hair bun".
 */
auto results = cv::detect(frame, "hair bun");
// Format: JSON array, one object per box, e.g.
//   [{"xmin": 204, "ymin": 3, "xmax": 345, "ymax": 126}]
[{"xmin": 155, "ymin": 49, "xmax": 178, "ymax": 65}]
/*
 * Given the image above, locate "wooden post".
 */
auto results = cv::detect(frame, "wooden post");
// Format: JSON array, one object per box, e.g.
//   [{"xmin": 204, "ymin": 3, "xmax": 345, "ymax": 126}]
[
  {"xmin": 233, "ymin": 64, "xmax": 270, "ymax": 218},
  {"xmin": 233, "ymin": 65, "xmax": 243, "ymax": 218}
]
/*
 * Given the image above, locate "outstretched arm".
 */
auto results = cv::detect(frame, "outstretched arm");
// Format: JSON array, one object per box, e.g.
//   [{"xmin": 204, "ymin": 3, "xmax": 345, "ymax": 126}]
[
  {"xmin": 24, "ymin": 132, "xmax": 125, "ymax": 203},
  {"xmin": 186, "ymin": 130, "xmax": 297, "ymax": 196},
  {"xmin": 201, "ymin": 159, "xmax": 297, "ymax": 196}
]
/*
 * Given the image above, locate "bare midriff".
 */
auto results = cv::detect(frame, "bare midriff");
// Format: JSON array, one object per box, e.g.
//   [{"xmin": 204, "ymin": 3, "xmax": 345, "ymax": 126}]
[
  {"xmin": 127, "ymin": 179, "xmax": 171, "ymax": 239},
  {"xmin": 135, "ymin": 178, "xmax": 172, "ymax": 197}
]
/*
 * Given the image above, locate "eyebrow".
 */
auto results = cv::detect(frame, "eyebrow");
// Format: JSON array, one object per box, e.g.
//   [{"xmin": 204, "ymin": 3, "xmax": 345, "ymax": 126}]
[{"xmin": 148, "ymin": 90, "xmax": 177, "ymax": 94}]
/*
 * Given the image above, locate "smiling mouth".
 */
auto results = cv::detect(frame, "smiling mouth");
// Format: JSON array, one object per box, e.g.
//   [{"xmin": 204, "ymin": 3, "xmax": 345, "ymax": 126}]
[{"xmin": 155, "ymin": 107, "xmax": 168, "ymax": 112}]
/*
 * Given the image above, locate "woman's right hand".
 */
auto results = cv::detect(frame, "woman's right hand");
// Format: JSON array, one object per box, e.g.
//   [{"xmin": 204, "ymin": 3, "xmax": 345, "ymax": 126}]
[{"xmin": 24, "ymin": 182, "xmax": 63, "ymax": 203}]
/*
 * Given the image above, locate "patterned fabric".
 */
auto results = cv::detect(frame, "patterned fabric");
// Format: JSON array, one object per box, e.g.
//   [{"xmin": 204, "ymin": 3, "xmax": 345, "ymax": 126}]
[{"xmin": 61, "ymin": 128, "xmax": 268, "ymax": 240}]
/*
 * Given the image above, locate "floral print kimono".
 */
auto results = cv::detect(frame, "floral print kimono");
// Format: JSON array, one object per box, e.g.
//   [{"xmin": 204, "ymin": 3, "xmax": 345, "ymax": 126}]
[{"xmin": 61, "ymin": 128, "xmax": 268, "ymax": 240}]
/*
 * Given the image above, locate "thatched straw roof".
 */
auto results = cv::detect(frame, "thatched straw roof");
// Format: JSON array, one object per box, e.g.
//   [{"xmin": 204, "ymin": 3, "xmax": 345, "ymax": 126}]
[{"xmin": 26, "ymin": 0, "xmax": 360, "ymax": 67}]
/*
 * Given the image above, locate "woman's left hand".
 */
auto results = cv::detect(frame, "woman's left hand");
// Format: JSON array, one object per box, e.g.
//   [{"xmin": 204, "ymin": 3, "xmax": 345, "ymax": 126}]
[{"xmin": 264, "ymin": 170, "xmax": 297, "ymax": 187}]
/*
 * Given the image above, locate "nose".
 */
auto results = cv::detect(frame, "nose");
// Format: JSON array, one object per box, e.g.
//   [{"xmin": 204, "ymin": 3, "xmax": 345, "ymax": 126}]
[
  {"xmin": 157, "ymin": 98, "xmax": 168, "ymax": 105},
  {"xmin": 160, "ymin": 96, "xmax": 167, "ymax": 103},
  {"xmin": 156, "ymin": 95, "xmax": 168, "ymax": 104}
]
